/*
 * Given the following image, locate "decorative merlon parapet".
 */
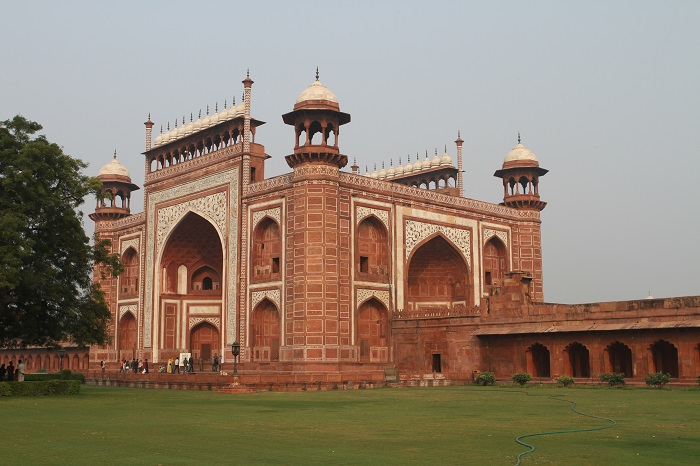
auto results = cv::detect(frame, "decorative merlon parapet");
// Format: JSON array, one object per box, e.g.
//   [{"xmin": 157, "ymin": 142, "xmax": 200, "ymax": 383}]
[{"xmin": 393, "ymin": 307, "xmax": 481, "ymax": 320}]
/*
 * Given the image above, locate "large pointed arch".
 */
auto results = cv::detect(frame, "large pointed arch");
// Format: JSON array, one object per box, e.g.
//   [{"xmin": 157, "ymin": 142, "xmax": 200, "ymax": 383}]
[{"xmin": 406, "ymin": 234, "xmax": 471, "ymax": 310}]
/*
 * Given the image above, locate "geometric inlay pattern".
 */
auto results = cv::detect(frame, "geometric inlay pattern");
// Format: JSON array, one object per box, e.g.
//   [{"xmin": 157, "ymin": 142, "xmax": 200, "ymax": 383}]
[
  {"xmin": 120, "ymin": 237, "xmax": 140, "ymax": 255},
  {"xmin": 356, "ymin": 206, "xmax": 389, "ymax": 230},
  {"xmin": 405, "ymin": 220, "xmax": 471, "ymax": 264},
  {"xmin": 189, "ymin": 317, "xmax": 221, "ymax": 331},
  {"xmin": 356, "ymin": 288, "xmax": 390, "ymax": 310},
  {"xmin": 483, "ymin": 228, "xmax": 508, "ymax": 247},
  {"xmin": 250, "ymin": 289, "xmax": 281, "ymax": 310},
  {"xmin": 156, "ymin": 192, "xmax": 227, "ymax": 251},
  {"xmin": 119, "ymin": 304, "xmax": 137, "ymax": 320},
  {"xmin": 251, "ymin": 207, "xmax": 281, "ymax": 231}
]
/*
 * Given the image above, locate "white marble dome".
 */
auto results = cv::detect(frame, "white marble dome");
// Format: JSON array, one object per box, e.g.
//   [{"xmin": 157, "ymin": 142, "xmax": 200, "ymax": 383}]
[
  {"xmin": 296, "ymin": 79, "xmax": 338, "ymax": 104},
  {"xmin": 504, "ymin": 143, "xmax": 538, "ymax": 164},
  {"xmin": 99, "ymin": 156, "xmax": 130, "ymax": 178}
]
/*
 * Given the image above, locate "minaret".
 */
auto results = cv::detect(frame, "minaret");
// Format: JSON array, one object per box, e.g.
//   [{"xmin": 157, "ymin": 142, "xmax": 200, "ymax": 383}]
[
  {"xmin": 279, "ymin": 70, "xmax": 352, "ymax": 366},
  {"xmin": 89, "ymin": 151, "xmax": 140, "ymax": 222},
  {"xmin": 144, "ymin": 114, "xmax": 154, "ymax": 151},
  {"xmin": 455, "ymin": 131, "xmax": 464, "ymax": 197},
  {"xmin": 282, "ymin": 68, "xmax": 351, "ymax": 171},
  {"xmin": 493, "ymin": 134, "xmax": 548, "ymax": 210}
]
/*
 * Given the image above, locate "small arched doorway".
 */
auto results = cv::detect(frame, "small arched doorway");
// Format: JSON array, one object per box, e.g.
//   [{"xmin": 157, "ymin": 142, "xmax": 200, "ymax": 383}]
[
  {"xmin": 251, "ymin": 299, "xmax": 281, "ymax": 362},
  {"xmin": 118, "ymin": 312, "xmax": 138, "ymax": 361},
  {"xmin": 527, "ymin": 343, "xmax": 551, "ymax": 377},
  {"xmin": 483, "ymin": 237, "xmax": 507, "ymax": 288},
  {"xmin": 190, "ymin": 322, "xmax": 220, "ymax": 366},
  {"xmin": 650, "ymin": 340, "xmax": 679, "ymax": 377},
  {"xmin": 357, "ymin": 298, "xmax": 389, "ymax": 362},
  {"xmin": 565, "ymin": 342, "xmax": 591, "ymax": 378},
  {"xmin": 607, "ymin": 341, "xmax": 633, "ymax": 377}
]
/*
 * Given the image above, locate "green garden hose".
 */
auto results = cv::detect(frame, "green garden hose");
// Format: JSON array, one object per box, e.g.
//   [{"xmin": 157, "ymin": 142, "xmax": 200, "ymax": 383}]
[{"xmin": 509, "ymin": 392, "xmax": 618, "ymax": 465}]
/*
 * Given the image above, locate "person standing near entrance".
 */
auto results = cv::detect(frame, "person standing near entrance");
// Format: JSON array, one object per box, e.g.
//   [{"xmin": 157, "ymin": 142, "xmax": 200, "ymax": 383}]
[
  {"xmin": 174, "ymin": 356, "xmax": 180, "ymax": 374},
  {"xmin": 7, "ymin": 361, "xmax": 15, "ymax": 381},
  {"xmin": 17, "ymin": 359, "xmax": 25, "ymax": 382},
  {"xmin": 188, "ymin": 355, "xmax": 194, "ymax": 373},
  {"xmin": 212, "ymin": 354, "xmax": 218, "ymax": 372}
]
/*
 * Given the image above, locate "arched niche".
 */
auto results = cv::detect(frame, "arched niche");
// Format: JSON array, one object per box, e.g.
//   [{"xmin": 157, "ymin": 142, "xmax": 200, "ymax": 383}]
[
  {"xmin": 356, "ymin": 216, "xmax": 389, "ymax": 281},
  {"xmin": 190, "ymin": 322, "xmax": 219, "ymax": 363},
  {"xmin": 251, "ymin": 217, "xmax": 281, "ymax": 283},
  {"xmin": 406, "ymin": 235, "xmax": 471, "ymax": 310},
  {"xmin": 357, "ymin": 298, "xmax": 389, "ymax": 363},
  {"xmin": 606, "ymin": 341, "xmax": 633, "ymax": 377},
  {"xmin": 483, "ymin": 237, "xmax": 507, "ymax": 287},
  {"xmin": 250, "ymin": 299, "xmax": 281, "ymax": 362},
  {"xmin": 120, "ymin": 247, "xmax": 140, "ymax": 298},
  {"xmin": 118, "ymin": 312, "xmax": 138, "ymax": 362}
]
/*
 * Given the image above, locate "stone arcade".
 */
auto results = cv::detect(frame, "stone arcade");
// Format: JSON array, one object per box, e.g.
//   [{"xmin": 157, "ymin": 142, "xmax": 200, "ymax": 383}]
[{"xmin": 3, "ymin": 72, "xmax": 699, "ymax": 384}]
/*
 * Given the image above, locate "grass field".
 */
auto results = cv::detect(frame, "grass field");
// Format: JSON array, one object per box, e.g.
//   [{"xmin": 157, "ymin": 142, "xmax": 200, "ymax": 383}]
[{"xmin": 4, "ymin": 384, "xmax": 699, "ymax": 465}]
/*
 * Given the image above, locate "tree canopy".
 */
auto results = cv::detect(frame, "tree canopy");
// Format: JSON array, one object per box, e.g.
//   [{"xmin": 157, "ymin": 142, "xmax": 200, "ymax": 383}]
[{"xmin": 0, "ymin": 115, "xmax": 121, "ymax": 348}]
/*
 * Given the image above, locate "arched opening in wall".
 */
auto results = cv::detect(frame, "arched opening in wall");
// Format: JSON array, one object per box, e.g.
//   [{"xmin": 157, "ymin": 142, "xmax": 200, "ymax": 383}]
[
  {"xmin": 357, "ymin": 298, "xmax": 389, "ymax": 363},
  {"xmin": 82, "ymin": 353, "xmax": 90, "ymax": 370},
  {"xmin": 650, "ymin": 340, "xmax": 679, "ymax": 377},
  {"xmin": 325, "ymin": 123, "xmax": 336, "ymax": 146},
  {"xmin": 356, "ymin": 216, "xmax": 389, "ymax": 281},
  {"xmin": 438, "ymin": 178, "xmax": 446, "ymax": 189},
  {"xmin": 296, "ymin": 123, "xmax": 305, "ymax": 147},
  {"xmin": 565, "ymin": 342, "xmax": 590, "ymax": 377},
  {"xmin": 308, "ymin": 121, "xmax": 322, "ymax": 145},
  {"xmin": 118, "ymin": 312, "xmax": 138, "ymax": 362},
  {"xmin": 406, "ymin": 235, "xmax": 470, "ymax": 311},
  {"xmin": 190, "ymin": 322, "xmax": 220, "ymax": 364},
  {"xmin": 191, "ymin": 265, "xmax": 221, "ymax": 292},
  {"xmin": 483, "ymin": 237, "xmax": 507, "ymax": 288},
  {"xmin": 251, "ymin": 217, "xmax": 281, "ymax": 283},
  {"xmin": 120, "ymin": 247, "xmax": 140, "ymax": 298},
  {"xmin": 251, "ymin": 299, "xmax": 281, "ymax": 362},
  {"xmin": 607, "ymin": 341, "xmax": 633, "ymax": 377},
  {"xmin": 160, "ymin": 212, "xmax": 223, "ymax": 296},
  {"xmin": 115, "ymin": 191, "xmax": 125, "ymax": 208},
  {"xmin": 519, "ymin": 176, "xmax": 530, "ymax": 194},
  {"xmin": 72, "ymin": 354, "xmax": 79, "ymax": 371},
  {"xmin": 508, "ymin": 177, "xmax": 517, "ymax": 195},
  {"xmin": 527, "ymin": 343, "xmax": 551, "ymax": 377}
]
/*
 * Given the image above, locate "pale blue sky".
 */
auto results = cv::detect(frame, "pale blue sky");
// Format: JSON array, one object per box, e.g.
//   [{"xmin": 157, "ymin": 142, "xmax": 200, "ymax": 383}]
[{"xmin": 2, "ymin": 1, "xmax": 698, "ymax": 303}]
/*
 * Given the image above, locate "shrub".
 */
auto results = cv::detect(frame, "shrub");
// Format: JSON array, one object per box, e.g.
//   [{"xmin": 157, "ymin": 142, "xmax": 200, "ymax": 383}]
[
  {"xmin": 556, "ymin": 375, "xmax": 575, "ymax": 387},
  {"xmin": 0, "ymin": 380, "xmax": 81, "ymax": 396},
  {"xmin": 25, "ymin": 372, "xmax": 85, "ymax": 384},
  {"xmin": 512, "ymin": 372, "xmax": 532, "ymax": 386},
  {"xmin": 475, "ymin": 371, "xmax": 496, "ymax": 386},
  {"xmin": 645, "ymin": 372, "xmax": 671, "ymax": 388},
  {"xmin": 599, "ymin": 373, "xmax": 626, "ymax": 386}
]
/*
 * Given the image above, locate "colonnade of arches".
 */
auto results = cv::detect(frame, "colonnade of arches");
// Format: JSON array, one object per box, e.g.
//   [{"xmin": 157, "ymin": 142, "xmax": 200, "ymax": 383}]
[
  {"xmin": 149, "ymin": 124, "xmax": 254, "ymax": 173},
  {"xmin": 525, "ymin": 339, "xmax": 682, "ymax": 378},
  {"xmin": 295, "ymin": 119, "xmax": 338, "ymax": 148},
  {"xmin": 1, "ymin": 352, "xmax": 90, "ymax": 372},
  {"xmin": 399, "ymin": 175, "xmax": 458, "ymax": 191}
]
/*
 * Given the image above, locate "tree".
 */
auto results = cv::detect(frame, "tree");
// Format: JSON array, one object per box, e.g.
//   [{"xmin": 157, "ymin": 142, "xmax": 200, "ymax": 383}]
[{"xmin": 0, "ymin": 115, "xmax": 121, "ymax": 348}]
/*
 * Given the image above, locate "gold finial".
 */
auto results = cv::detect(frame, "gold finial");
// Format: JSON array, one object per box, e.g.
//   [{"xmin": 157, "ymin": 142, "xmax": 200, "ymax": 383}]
[
  {"xmin": 315, "ymin": 67, "xmax": 319, "ymax": 81},
  {"xmin": 518, "ymin": 131, "xmax": 521, "ymax": 144},
  {"xmin": 113, "ymin": 149, "xmax": 117, "ymax": 160}
]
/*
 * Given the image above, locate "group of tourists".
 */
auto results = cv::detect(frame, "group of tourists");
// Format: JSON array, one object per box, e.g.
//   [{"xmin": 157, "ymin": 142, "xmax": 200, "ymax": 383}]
[
  {"xmin": 165, "ymin": 355, "xmax": 194, "ymax": 374},
  {"xmin": 0, "ymin": 360, "xmax": 25, "ymax": 382},
  {"xmin": 119, "ymin": 358, "xmax": 149, "ymax": 374}
]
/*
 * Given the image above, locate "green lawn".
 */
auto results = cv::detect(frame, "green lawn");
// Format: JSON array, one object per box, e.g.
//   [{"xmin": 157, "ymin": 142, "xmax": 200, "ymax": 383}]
[{"xmin": 4, "ymin": 384, "xmax": 699, "ymax": 465}]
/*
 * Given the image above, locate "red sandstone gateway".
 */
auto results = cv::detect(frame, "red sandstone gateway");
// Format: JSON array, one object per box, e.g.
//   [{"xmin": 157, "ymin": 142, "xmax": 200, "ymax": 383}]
[{"xmin": 5, "ymin": 71, "xmax": 697, "ymax": 385}]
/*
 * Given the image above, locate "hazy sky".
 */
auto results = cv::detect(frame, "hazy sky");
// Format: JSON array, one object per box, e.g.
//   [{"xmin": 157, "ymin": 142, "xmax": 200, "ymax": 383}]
[{"xmin": 2, "ymin": 1, "xmax": 698, "ymax": 304}]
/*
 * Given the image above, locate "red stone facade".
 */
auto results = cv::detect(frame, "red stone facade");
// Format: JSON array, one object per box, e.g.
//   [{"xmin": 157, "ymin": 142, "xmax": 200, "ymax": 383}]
[{"xmin": 3, "ymin": 73, "xmax": 699, "ymax": 384}]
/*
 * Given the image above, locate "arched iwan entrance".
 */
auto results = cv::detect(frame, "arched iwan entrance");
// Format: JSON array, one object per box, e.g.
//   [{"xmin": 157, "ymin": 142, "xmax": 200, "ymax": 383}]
[
  {"xmin": 119, "ymin": 312, "xmax": 138, "ymax": 361},
  {"xmin": 190, "ymin": 323, "xmax": 219, "ymax": 364},
  {"xmin": 650, "ymin": 340, "xmax": 679, "ymax": 377},
  {"xmin": 357, "ymin": 298, "xmax": 389, "ymax": 362},
  {"xmin": 406, "ymin": 235, "xmax": 470, "ymax": 310},
  {"xmin": 251, "ymin": 299, "xmax": 281, "ymax": 362}
]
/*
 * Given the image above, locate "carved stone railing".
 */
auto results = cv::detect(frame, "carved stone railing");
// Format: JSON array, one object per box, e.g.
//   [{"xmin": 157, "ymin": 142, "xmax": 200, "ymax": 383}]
[
  {"xmin": 145, "ymin": 143, "xmax": 243, "ymax": 183},
  {"xmin": 392, "ymin": 306, "xmax": 482, "ymax": 320},
  {"xmin": 339, "ymin": 172, "xmax": 540, "ymax": 220}
]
